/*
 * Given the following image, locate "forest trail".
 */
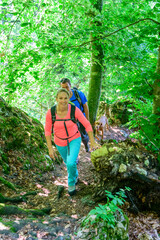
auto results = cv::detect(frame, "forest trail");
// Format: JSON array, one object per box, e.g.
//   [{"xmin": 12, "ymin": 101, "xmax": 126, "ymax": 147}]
[
  {"xmin": 0, "ymin": 126, "xmax": 159, "ymax": 240},
  {"xmin": 49, "ymin": 125, "xmax": 134, "ymax": 216}
]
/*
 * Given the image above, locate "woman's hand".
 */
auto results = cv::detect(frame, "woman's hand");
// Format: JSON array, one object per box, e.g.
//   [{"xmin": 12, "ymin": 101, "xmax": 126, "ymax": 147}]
[
  {"xmin": 49, "ymin": 147, "xmax": 58, "ymax": 160},
  {"xmin": 90, "ymin": 141, "xmax": 101, "ymax": 151},
  {"xmin": 87, "ymin": 131, "xmax": 101, "ymax": 151}
]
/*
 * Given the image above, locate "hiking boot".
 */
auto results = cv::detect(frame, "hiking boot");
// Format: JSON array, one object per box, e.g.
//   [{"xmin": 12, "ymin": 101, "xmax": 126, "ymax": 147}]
[
  {"xmin": 68, "ymin": 189, "xmax": 76, "ymax": 196},
  {"xmin": 85, "ymin": 143, "xmax": 90, "ymax": 152},
  {"xmin": 76, "ymin": 177, "xmax": 79, "ymax": 185},
  {"xmin": 68, "ymin": 185, "xmax": 76, "ymax": 196}
]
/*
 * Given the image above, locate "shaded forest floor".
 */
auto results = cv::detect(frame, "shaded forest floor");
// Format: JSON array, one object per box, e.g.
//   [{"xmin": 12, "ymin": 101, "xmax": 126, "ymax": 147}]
[{"xmin": 0, "ymin": 126, "xmax": 160, "ymax": 239}]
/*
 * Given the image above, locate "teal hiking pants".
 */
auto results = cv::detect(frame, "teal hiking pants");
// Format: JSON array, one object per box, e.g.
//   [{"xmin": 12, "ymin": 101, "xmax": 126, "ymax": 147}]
[{"xmin": 56, "ymin": 137, "xmax": 81, "ymax": 187}]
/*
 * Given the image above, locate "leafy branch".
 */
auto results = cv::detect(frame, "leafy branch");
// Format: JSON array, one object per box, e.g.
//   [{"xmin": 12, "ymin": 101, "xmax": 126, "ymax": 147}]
[
  {"xmin": 70, "ymin": 18, "xmax": 160, "ymax": 48},
  {"xmin": 4, "ymin": 3, "xmax": 28, "ymax": 53},
  {"xmin": 131, "ymin": 111, "xmax": 160, "ymax": 152},
  {"xmin": 129, "ymin": 57, "xmax": 153, "ymax": 90}
]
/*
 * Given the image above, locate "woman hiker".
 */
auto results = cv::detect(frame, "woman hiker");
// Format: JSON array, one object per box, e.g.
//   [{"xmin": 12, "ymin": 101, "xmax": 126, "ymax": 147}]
[{"xmin": 45, "ymin": 88, "xmax": 99, "ymax": 196}]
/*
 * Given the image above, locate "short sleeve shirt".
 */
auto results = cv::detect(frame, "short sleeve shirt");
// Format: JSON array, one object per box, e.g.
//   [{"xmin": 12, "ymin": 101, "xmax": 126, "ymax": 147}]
[{"xmin": 70, "ymin": 89, "xmax": 87, "ymax": 116}]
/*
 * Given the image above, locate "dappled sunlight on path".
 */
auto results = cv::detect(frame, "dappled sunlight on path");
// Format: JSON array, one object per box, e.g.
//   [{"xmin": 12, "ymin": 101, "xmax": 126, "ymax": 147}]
[{"xmin": 0, "ymin": 126, "xmax": 159, "ymax": 240}]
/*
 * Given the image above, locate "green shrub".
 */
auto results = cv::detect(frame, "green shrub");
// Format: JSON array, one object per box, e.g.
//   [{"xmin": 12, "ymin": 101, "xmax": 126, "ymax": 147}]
[{"xmin": 77, "ymin": 187, "xmax": 130, "ymax": 240}]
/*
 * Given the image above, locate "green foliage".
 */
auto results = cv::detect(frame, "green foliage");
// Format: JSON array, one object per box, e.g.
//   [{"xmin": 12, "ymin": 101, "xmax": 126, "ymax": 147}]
[
  {"xmin": 80, "ymin": 187, "xmax": 130, "ymax": 239},
  {"xmin": 128, "ymin": 100, "xmax": 160, "ymax": 157},
  {"xmin": 0, "ymin": 0, "xmax": 159, "ymax": 155}
]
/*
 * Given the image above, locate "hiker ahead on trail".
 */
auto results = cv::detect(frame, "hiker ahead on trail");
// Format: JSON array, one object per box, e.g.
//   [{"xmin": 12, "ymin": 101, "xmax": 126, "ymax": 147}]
[
  {"xmin": 60, "ymin": 78, "xmax": 90, "ymax": 152},
  {"xmin": 45, "ymin": 88, "xmax": 98, "ymax": 196}
]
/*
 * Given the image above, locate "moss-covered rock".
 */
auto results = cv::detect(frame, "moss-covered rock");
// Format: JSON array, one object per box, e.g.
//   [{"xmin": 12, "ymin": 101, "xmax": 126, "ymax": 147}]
[
  {"xmin": 0, "ymin": 98, "xmax": 46, "ymax": 151},
  {"xmin": 0, "ymin": 97, "xmax": 56, "ymax": 173},
  {"xmin": 90, "ymin": 139, "xmax": 160, "ymax": 213},
  {"xmin": 91, "ymin": 146, "xmax": 109, "ymax": 171},
  {"xmin": 91, "ymin": 139, "xmax": 146, "ymax": 173}
]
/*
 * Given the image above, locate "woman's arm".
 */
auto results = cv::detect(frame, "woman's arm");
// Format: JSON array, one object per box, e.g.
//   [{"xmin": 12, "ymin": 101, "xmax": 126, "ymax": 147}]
[
  {"xmin": 75, "ymin": 107, "xmax": 100, "ymax": 150},
  {"xmin": 87, "ymin": 131, "xmax": 99, "ymax": 150},
  {"xmin": 83, "ymin": 102, "xmax": 89, "ymax": 120},
  {"xmin": 45, "ymin": 135, "xmax": 58, "ymax": 160},
  {"xmin": 45, "ymin": 110, "xmax": 58, "ymax": 159}
]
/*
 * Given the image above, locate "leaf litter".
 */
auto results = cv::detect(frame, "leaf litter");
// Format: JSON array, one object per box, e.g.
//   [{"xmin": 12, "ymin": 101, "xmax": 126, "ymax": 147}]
[{"xmin": 0, "ymin": 126, "xmax": 159, "ymax": 239}]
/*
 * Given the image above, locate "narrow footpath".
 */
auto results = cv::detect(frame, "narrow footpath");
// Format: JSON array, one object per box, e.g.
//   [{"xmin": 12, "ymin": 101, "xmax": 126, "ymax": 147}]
[{"xmin": 0, "ymin": 126, "xmax": 159, "ymax": 240}]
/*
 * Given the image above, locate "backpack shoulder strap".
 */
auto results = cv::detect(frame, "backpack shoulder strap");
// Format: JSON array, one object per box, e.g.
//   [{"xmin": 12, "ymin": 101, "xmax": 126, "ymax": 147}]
[
  {"xmin": 51, "ymin": 104, "xmax": 76, "ymax": 124},
  {"xmin": 69, "ymin": 101, "xmax": 75, "ymax": 105},
  {"xmin": 70, "ymin": 104, "xmax": 76, "ymax": 123},
  {"xmin": 72, "ymin": 88, "xmax": 82, "ymax": 106},
  {"xmin": 51, "ymin": 104, "xmax": 56, "ymax": 124}
]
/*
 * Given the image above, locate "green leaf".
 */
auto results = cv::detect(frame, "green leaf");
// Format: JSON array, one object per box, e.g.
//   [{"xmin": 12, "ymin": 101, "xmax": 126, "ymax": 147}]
[
  {"xmin": 11, "ymin": 12, "xmax": 19, "ymax": 15},
  {"xmin": 21, "ymin": 23, "xmax": 31, "ymax": 27},
  {"xmin": 1, "ymin": 3, "xmax": 8, "ymax": 6}
]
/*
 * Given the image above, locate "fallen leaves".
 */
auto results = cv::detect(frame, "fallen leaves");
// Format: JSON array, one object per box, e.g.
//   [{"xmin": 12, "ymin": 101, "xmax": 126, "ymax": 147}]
[{"xmin": 127, "ymin": 212, "xmax": 160, "ymax": 240}]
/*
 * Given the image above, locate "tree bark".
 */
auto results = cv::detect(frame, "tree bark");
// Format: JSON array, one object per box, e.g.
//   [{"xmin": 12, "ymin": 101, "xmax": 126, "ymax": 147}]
[
  {"xmin": 153, "ymin": 45, "xmax": 160, "ymax": 127},
  {"xmin": 88, "ymin": 0, "xmax": 104, "ymax": 127}
]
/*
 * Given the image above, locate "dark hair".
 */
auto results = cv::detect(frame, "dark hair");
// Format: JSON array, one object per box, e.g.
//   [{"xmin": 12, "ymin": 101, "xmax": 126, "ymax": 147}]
[
  {"xmin": 56, "ymin": 88, "xmax": 70, "ymax": 98},
  {"xmin": 60, "ymin": 78, "xmax": 71, "ymax": 86}
]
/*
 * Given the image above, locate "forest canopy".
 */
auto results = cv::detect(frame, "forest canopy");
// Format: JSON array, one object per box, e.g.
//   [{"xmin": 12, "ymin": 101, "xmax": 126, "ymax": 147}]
[{"xmin": 0, "ymin": 0, "xmax": 160, "ymax": 156}]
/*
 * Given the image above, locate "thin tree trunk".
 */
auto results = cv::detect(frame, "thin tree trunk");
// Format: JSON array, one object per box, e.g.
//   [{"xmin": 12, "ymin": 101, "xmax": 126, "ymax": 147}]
[
  {"xmin": 88, "ymin": 0, "xmax": 104, "ymax": 127},
  {"xmin": 153, "ymin": 45, "xmax": 160, "ymax": 127}
]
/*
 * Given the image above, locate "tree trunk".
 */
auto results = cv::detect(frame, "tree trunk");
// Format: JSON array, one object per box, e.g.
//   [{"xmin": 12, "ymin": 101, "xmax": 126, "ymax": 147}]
[
  {"xmin": 88, "ymin": 0, "xmax": 104, "ymax": 127},
  {"xmin": 153, "ymin": 45, "xmax": 160, "ymax": 127}
]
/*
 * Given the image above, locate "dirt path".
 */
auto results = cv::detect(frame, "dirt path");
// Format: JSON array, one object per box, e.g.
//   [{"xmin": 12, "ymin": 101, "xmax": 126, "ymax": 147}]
[
  {"xmin": 49, "ymin": 126, "xmax": 160, "ymax": 239},
  {"xmin": 0, "ymin": 126, "xmax": 159, "ymax": 240}
]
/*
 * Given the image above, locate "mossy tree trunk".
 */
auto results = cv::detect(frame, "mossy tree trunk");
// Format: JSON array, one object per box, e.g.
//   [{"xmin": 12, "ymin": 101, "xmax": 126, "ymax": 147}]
[
  {"xmin": 88, "ymin": 0, "xmax": 104, "ymax": 127},
  {"xmin": 153, "ymin": 45, "xmax": 160, "ymax": 127}
]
